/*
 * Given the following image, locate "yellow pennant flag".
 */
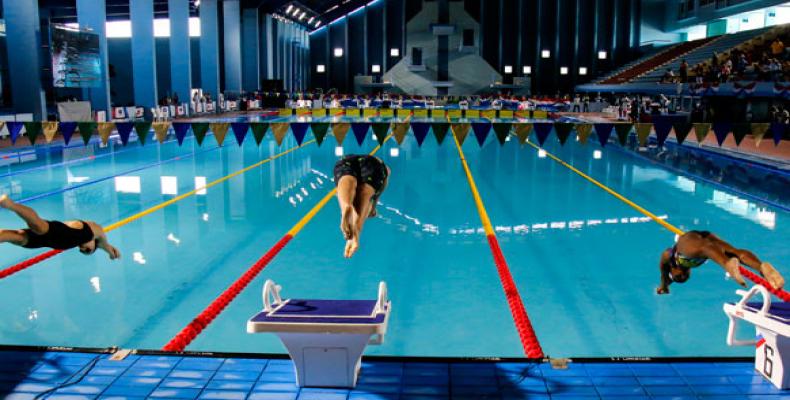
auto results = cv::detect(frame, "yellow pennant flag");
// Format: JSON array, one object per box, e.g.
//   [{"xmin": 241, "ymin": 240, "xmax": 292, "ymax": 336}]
[
  {"xmin": 97, "ymin": 122, "xmax": 116, "ymax": 145},
  {"xmin": 210, "ymin": 122, "xmax": 230, "ymax": 146},
  {"xmin": 513, "ymin": 123, "xmax": 533, "ymax": 144},
  {"xmin": 693, "ymin": 123, "xmax": 711, "ymax": 143},
  {"xmin": 331, "ymin": 122, "xmax": 350, "ymax": 145},
  {"xmin": 451, "ymin": 123, "xmax": 471, "ymax": 145},
  {"xmin": 634, "ymin": 123, "xmax": 653, "ymax": 146},
  {"xmin": 391, "ymin": 122, "xmax": 410, "ymax": 145},
  {"xmin": 750, "ymin": 123, "xmax": 770, "ymax": 147},
  {"xmin": 575, "ymin": 123, "xmax": 594, "ymax": 145},
  {"xmin": 41, "ymin": 122, "xmax": 59, "ymax": 143},
  {"xmin": 271, "ymin": 123, "xmax": 290, "ymax": 146},
  {"xmin": 153, "ymin": 122, "xmax": 171, "ymax": 143}
]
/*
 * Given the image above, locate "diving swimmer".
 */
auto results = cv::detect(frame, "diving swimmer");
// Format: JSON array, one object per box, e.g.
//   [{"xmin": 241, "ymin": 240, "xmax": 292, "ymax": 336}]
[
  {"xmin": 657, "ymin": 230, "xmax": 783, "ymax": 294},
  {"xmin": 0, "ymin": 194, "xmax": 121, "ymax": 259},
  {"xmin": 334, "ymin": 155, "xmax": 390, "ymax": 258}
]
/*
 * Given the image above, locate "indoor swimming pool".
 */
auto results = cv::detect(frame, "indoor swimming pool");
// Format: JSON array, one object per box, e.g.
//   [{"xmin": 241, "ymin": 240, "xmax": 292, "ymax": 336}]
[{"xmin": 0, "ymin": 121, "xmax": 787, "ymax": 359}]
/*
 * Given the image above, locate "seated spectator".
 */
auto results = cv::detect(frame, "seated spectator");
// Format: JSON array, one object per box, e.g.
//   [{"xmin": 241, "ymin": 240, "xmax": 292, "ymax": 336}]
[{"xmin": 772, "ymin": 38, "xmax": 785, "ymax": 58}]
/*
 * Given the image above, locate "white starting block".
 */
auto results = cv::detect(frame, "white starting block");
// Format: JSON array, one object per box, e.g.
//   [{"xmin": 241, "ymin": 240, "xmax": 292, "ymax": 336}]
[
  {"xmin": 247, "ymin": 280, "xmax": 391, "ymax": 388},
  {"xmin": 724, "ymin": 285, "xmax": 790, "ymax": 389}
]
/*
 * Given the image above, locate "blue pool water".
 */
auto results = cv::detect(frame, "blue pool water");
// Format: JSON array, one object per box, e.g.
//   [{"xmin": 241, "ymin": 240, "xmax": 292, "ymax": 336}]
[{"xmin": 0, "ymin": 117, "xmax": 787, "ymax": 358}]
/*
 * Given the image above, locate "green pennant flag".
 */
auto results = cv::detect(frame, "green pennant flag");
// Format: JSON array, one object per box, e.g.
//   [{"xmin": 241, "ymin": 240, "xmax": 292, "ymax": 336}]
[
  {"xmin": 575, "ymin": 123, "xmax": 593, "ymax": 145},
  {"xmin": 451, "ymin": 123, "xmax": 470, "ymax": 145},
  {"xmin": 732, "ymin": 123, "xmax": 750, "ymax": 146},
  {"xmin": 210, "ymin": 122, "xmax": 230, "ymax": 146},
  {"xmin": 614, "ymin": 123, "xmax": 634, "ymax": 146},
  {"xmin": 693, "ymin": 123, "xmax": 711, "ymax": 143},
  {"xmin": 191, "ymin": 122, "xmax": 209, "ymax": 146},
  {"xmin": 513, "ymin": 123, "xmax": 533, "ymax": 144},
  {"xmin": 77, "ymin": 122, "xmax": 97, "ymax": 145},
  {"xmin": 22, "ymin": 122, "xmax": 42, "ymax": 145},
  {"xmin": 750, "ymin": 123, "xmax": 770, "ymax": 147},
  {"xmin": 553, "ymin": 123, "xmax": 574, "ymax": 145},
  {"xmin": 391, "ymin": 122, "xmax": 410, "ymax": 145},
  {"xmin": 134, "ymin": 121, "xmax": 152, "ymax": 145},
  {"xmin": 634, "ymin": 123, "xmax": 653, "ymax": 146},
  {"xmin": 331, "ymin": 122, "xmax": 350, "ymax": 145},
  {"xmin": 270, "ymin": 123, "xmax": 289, "ymax": 146},
  {"xmin": 371, "ymin": 122, "xmax": 390, "ymax": 146},
  {"xmin": 250, "ymin": 122, "xmax": 269, "ymax": 145},
  {"xmin": 492, "ymin": 123, "xmax": 512, "ymax": 145},
  {"xmin": 310, "ymin": 123, "xmax": 330, "ymax": 146},
  {"xmin": 672, "ymin": 122, "xmax": 693, "ymax": 145},
  {"xmin": 431, "ymin": 122, "xmax": 450, "ymax": 145}
]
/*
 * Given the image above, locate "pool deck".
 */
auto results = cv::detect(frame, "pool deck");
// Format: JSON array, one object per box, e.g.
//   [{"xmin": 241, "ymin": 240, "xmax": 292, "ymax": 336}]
[{"xmin": 0, "ymin": 349, "xmax": 787, "ymax": 399}]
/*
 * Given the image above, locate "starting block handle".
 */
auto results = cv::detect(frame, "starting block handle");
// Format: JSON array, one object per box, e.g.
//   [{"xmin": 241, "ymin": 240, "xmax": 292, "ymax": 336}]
[
  {"xmin": 262, "ymin": 280, "xmax": 284, "ymax": 312},
  {"xmin": 374, "ymin": 281, "xmax": 388, "ymax": 315},
  {"xmin": 737, "ymin": 285, "xmax": 772, "ymax": 316}
]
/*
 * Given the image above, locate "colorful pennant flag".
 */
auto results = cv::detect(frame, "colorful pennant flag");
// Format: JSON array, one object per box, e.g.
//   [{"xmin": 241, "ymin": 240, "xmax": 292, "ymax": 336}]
[
  {"xmin": 652, "ymin": 119, "xmax": 673, "ymax": 147},
  {"xmin": 431, "ymin": 122, "xmax": 450, "ymax": 145},
  {"xmin": 492, "ymin": 123, "xmax": 512, "ymax": 145},
  {"xmin": 391, "ymin": 122, "xmax": 410, "ymax": 145},
  {"xmin": 331, "ymin": 122, "xmax": 350, "ymax": 145},
  {"xmin": 513, "ymin": 123, "xmax": 533, "ymax": 144},
  {"xmin": 712, "ymin": 122, "xmax": 732, "ymax": 146},
  {"xmin": 271, "ymin": 122, "xmax": 290, "ymax": 146},
  {"xmin": 210, "ymin": 122, "xmax": 230, "ymax": 146},
  {"xmin": 231, "ymin": 122, "xmax": 250, "ymax": 146},
  {"xmin": 310, "ymin": 123, "xmax": 330, "ymax": 146},
  {"xmin": 115, "ymin": 122, "xmax": 134, "ymax": 145},
  {"xmin": 41, "ymin": 122, "xmax": 58, "ymax": 143},
  {"xmin": 451, "ymin": 123, "xmax": 470, "ymax": 145},
  {"xmin": 96, "ymin": 122, "xmax": 115, "ymax": 145},
  {"xmin": 770, "ymin": 122, "xmax": 786, "ymax": 146},
  {"xmin": 350, "ymin": 122, "xmax": 371, "ymax": 145},
  {"xmin": 172, "ymin": 122, "xmax": 190, "ymax": 145},
  {"xmin": 289, "ymin": 122, "xmax": 309, "ymax": 146},
  {"xmin": 576, "ymin": 123, "xmax": 594, "ymax": 145},
  {"xmin": 7, "ymin": 122, "xmax": 23, "ymax": 145},
  {"xmin": 77, "ymin": 122, "xmax": 97, "ymax": 145},
  {"xmin": 634, "ymin": 123, "xmax": 652, "ymax": 146},
  {"xmin": 191, "ymin": 122, "xmax": 210, "ymax": 146},
  {"xmin": 533, "ymin": 123, "xmax": 553, "ymax": 146},
  {"xmin": 593, "ymin": 123, "xmax": 614, "ymax": 147},
  {"xmin": 731, "ymin": 123, "xmax": 750, "ymax": 146},
  {"xmin": 471, "ymin": 121, "xmax": 492, "ymax": 147},
  {"xmin": 554, "ymin": 123, "xmax": 574, "ymax": 145},
  {"xmin": 59, "ymin": 122, "xmax": 78, "ymax": 145},
  {"xmin": 250, "ymin": 122, "xmax": 269, "ymax": 145},
  {"xmin": 135, "ymin": 122, "xmax": 152, "ymax": 146},
  {"xmin": 614, "ymin": 123, "xmax": 633, "ymax": 146},
  {"xmin": 411, "ymin": 122, "xmax": 431, "ymax": 146},
  {"xmin": 371, "ymin": 122, "xmax": 389, "ymax": 146},
  {"xmin": 152, "ymin": 122, "xmax": 171, "ymax": 144},
  {"xmin": 693, "ymin": 123, "xmax": 711, "ymax": 143},
  {"xmin": 672, "ymin": 122, "xmax": 693, "ymax": 145},
  {"xmin": 22, "ymin": 122, "xmax": 42, "ymax": 145},
  {"xmin": 750, "ymin": 123, "xmax": 770, "ymax": 147}
]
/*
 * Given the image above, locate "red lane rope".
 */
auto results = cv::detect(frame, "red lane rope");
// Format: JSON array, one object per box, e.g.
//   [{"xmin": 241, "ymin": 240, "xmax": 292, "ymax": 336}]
[
  {"xmin": 739, "ymin": 267, "xmax": 790, "ymax": 302},
  {"xmin": 487, "ymin": 235, "xmax": 544, "ymax": 358},
  {"xmin": 0, "ymin": 249, "xmax": 62, "ymax": 279},
  {"xmin": 162, "ymin": 235, "xmax": 293, "ymax": 352}
]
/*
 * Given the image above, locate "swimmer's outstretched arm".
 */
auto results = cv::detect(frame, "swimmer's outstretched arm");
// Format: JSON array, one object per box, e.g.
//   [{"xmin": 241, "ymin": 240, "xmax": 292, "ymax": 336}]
[
  {"xmin": 87, "ymin": 222, "xmax": 121, "ymax": 260},
  {"xmin": 657, "ymin": 250, "xmax": 672, "ymax": 294}
]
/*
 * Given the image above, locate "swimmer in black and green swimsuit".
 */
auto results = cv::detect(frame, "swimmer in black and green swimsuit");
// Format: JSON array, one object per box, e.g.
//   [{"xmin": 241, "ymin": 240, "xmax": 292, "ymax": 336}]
[
  {"xmin": 657, "ymin": 230, "xmax": 783, "ymax": 294},
  {"xmin": 333, "ymin": 155, "xmax": 390, "ymax": 258},
  {"xmin": 0, "ymin": 195, "xmax": 121, "ymax": 260}
]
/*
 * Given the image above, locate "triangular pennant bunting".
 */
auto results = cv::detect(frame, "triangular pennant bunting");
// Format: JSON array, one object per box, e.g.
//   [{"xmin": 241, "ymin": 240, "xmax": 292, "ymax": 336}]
[
  {"xmin": 77, "ymin": 122, "xmax": 97, "ymax": 145},
  {"xmin": 770, "ymin": 122, "xmax": 786, "ymax": 146},
  {"xmin": 391, "ymin": 122, "xmax": 410, "ymax": 145},
  {"xmin": 492, "ymin": 123, "xmax": 512, "ymax": 145},
  {"xmin": 97, "ymin": 122, "xmax": 115, "ymax": 145},
  {"xmin": 289, "ymin": 122, "xmax": 309, "ymax": 146},
  {"xmin": 173, "ymin": 122, "xmax": 190, "ymax": 145},
  {"xmin": 593, "ymin": 123, "xmax": 614, "ymax": 147},
  {"xmin": 411, "ymin": 122, "xmax": 431, "ymax": 146},
  {"xmin": 672, "ymin": 122, "xmax": 693, "ymax": 145},
  {"xmin": 471, "ymin": 121, "xmax": 492, "ymax": 147},
  {"xmin": 250, "ymin": 122, "xmax": 269, "ymax": 145},
  {"xmin": 693, "ymin": 123, "xmax": 711, "ymax": 143},
  {"xmin": 231, "ymin": 122, "xmax": 250, "ymax": 146},
  {"xmin": 634, "ymin": 123, "xmax": 652, "ymax": 146},
  {"xmin": 350, "ymin": 122, "xmax": 371, "ymax": 145},
  {"xmin": 513, "ymin": 123, "xmax": 533, "ymax": 144},
  {"xmin": 152, "ymin": 122, "xmax": 171, "ymax": 144},
  {"xmin": 134, "ymin": 121, "xmax": 152, "ymax": 145},
  {"xmin": 331, "ymin": 123, "xmax": 350, "ymax": 145},
  {"xmin": 115, "ymin": 122, "xmax": 134, "ymax": 145},
  {"xmin": 22, "ymin": 122, "xmax": 42, "ymax": 145},
  {"xmin": 191, "ymin": 122, "xmax": 210, "ymax": 146},
  {"xmin": 712, "ymin": 122, "xmax": 732, "ymax": 146},
  {"xmin": 42, "ymin": 122, "xmax": 58, "ymax": 143},
  {"xmin": 371, "ymin": 123, "xmax": 389, "ymax": 146},
  {"xmin": 59, "ymin": 122, "xmax": 78, "ymax": 145},
  {"xmin": 576, "ymin": 123, "xmax": 594, "ymax": 145},
  {"xmin": 310, "ymin": 123, "xmax": 330, "ymax": 146},
  {"xmin": 431, "ymin": 122, "xmax": 450, "ymax": 145},
  {"xmin": 451, "ymin": 123, "xmax": 470, "ymax": 145},
  {"xmin": 270, "ymin": 123, "xmax": 290, "ymax": 146},
  {"xmin": 614, "ymin": 123, "xmax": 633, "ymax": 146},
  {"xmin": 7, "ymin": 122, "xmax": 23, "ymax": 145},
  {"xmin": 554, "ymin": 123, "xmax": 574, "ymax": 145},
  {"xmin": 750, "ymin": 123, "xmax": 770, "ymax": 147},
  {"xmin": 731, "ymin": 123, "xmax": 750, "ymax": 146},
  {"xmin": 209, "ymin": 122, "xmax": 230, "ymax": 146},
  {"xmin": 532, "ymin": 123, "xmax": 553, "ymax": 146},
  {"xmin": 652, "ymin": 118, "xmax": 673, "ymax": 147}
]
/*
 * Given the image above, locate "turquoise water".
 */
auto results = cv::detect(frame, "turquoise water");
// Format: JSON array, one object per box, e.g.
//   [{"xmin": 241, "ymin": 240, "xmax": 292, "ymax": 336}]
[{"xmin": 0, "ymin": 118, "xmax": 787, "ymax": 358}]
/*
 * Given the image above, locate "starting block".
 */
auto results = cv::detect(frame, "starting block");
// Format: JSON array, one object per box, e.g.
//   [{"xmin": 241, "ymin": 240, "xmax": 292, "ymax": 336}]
[
  {"xmin": 247, "ymin": 280, "xmax": 391, "ymax": 388},
  {"xmin": 724, "ymin": 285, "xmax": 790, "ymax": 389}
]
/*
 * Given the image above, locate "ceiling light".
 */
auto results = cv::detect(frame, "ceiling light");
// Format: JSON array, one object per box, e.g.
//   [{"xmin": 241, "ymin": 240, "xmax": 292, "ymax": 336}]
[
  {"xmin": 286, "ymin": 4, "xmax": 293, "ymax": 13},
  {"xmin": 560, "ymin": 66, "xmax": 568, "ymax": 75},
  {"xmin": 334, "ymin": 47, "xmax": 343, "ymax": 57},
  {"xmin": 390, "ymin": 48, "xmax": 400, "ymax": 57},
  {"xmin": 292, "ymin": 7, "xmax": 300, "ymax": 15},
  {"xmin": 308, "ymin": 16, "xmax": 314, "ymax": 23},
  {"xmin": 598, "ymin": 50, "xmax": 607, "ymax": 59},
  {"xmin": 372, "ymin": 64, "xmax": 381, "ymax": 73},
  {"xmin": 541, "ymin": 50, "xmax": 550, "ymax": 58},
  {"xmin": 315, "ymin": 21, "xmax": 321, "ymax": 27},
  {"xmin": 316, "ymin": 64, "xmax": 326, "ymax": 73},
  {"xmin": 523, "ymin": 66, "xmax": 532, "ymax": 75},
  {"xmin": 504, "ymin": 65, "xmax": 513, "ymax": 74},
  {"xmin": 579, "ymin": 67, "xmax": 588, "ymax": 75}
]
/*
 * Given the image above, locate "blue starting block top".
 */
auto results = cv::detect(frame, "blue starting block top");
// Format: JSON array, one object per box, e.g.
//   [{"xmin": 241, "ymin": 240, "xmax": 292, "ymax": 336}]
[
  {"xmin": 746, "ymin": 302, "xmax": 790, "ymax": 321},
  {"xmin": 251, "ymin": 299, "xmax": 387, "ymax": 325}
]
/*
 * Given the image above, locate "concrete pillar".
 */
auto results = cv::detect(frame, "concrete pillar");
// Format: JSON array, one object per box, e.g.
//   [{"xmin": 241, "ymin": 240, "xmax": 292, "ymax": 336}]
[
  {"xmin": 200, "ymin": 0, "xmax": 221, "ymax": 98},
  {"xmin": 130, "ymin": 0, "xmax": 158, "ymax": 109},
  {"xmin": 77, "ymin": 0, "xmax": 111, "ymax": 114},
  {"xmin": 3, "ymin": 0, "xmax": 46, "ymax": 119},
  {"xmin": 223, "ymin": 0, "xmax": 242, "ymax": 93},
  {"xmin": 242, "ymin": 8, "xmax": 260, "ymax": 92},
  {"xmin": 169, "ymin": 0, "xmax": 192, "ymax": 106}
]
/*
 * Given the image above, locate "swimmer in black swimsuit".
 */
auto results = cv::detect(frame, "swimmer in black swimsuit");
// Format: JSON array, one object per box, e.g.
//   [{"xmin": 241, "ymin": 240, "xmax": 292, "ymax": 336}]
[
  {"xmin": 333, "ymin": 155, "xmax": 390, "ymax": 258},
  {"xmin": 0, "ymin": 195, "xmax": 120, "ymax": 259},
  {"xmin": 657, "ymin": 230, "xmax": 783, "ymax": 295}
]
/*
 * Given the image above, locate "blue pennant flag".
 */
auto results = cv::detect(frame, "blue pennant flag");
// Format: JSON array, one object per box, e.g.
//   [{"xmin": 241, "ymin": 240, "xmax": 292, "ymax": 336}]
[
  {"xmin": 770, "ymin": 122, "xmax": 786, "ymax": 146},
  {"xmin": 351, "ymin": 122, "xmax": 371, "ymax": 145},
  {"xmin": 471, "ymin": 122, "xmax": 492, "ymax": 147},
  {"xmin": 712, "ymin": 122, "xmax": 732, "ymax": 146},
  {"xmin": 290, "ymin": 122, "xmax": 310, "ymax": 145},
  {"xmin": 59, "ymin": 122, "xmax": 78, "ymax": 145},
  {"xmin": 115, "ymin": 122, "xmax": 135, "ymax": 145},
  {"xmin": 411, "ymin": 122, "xmax": 431, "ymax": 146},
  {"xmin": 652, "ymin": 118, "xmax": 674, "ymax": 147},
  {"xmin": 533, "ymin": 123, "xmax": 553, "ymax": 146},
  {"xmin": 231, "ymin": 122, "xmax": 250, "ymax": 146},
  {"xmin": 173, "ymin": 122, "xmax": 190, "ymax": 146},
  {"xmin": 7, "ymin": 122, "xmax": 23, "ymax": 145},
  {"xmin": 593, "ymin": 123, "xmax": 614, "ymax": 147}
]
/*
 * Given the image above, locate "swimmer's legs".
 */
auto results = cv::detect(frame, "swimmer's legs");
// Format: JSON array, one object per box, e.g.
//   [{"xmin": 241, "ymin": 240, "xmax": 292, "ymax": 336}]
[
  {"xmin": 0, "ymin": 230, "xmax": 27, "ymax": 246},
  {"xmin": 344, "ymin": 183, "xmax": 376, "ymax": 258},
  {"xmin": 337, "ymin": 176, "xmax": 358, "ymax": 241},
  {"xmin": 0, "ymin": 195, "xmax": 48, "ymax": 235},
  {"xmin": 709, "ymin": 235, "xmax": 784, "ymax": 288}
]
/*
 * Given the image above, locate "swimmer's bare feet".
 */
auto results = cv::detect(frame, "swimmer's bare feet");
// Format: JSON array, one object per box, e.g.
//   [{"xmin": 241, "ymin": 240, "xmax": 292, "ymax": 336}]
[
  {"xmin": 344, "ymin": 237, "xmax": 359, "ymax": 258},
  {"xmin": 725, "ymin": 258, "xmax": 747, "ymax": 287},
  {"xmin": 340, "ymin": 205, "xmax": 354, "ymax": 240},
  {"xmin": 761, "ymin": 262, "xmax": 785, "ymax": 289},
  {"xmin": 0, "ymin": 194, "xmax": 11, "ymax": 209}
]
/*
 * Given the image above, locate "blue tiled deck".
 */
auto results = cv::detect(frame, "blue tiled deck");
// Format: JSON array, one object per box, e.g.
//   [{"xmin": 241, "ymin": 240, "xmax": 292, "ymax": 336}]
[{"xmin": 0, "ymin": 350, "xmax": 787, "ymax": 399}]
